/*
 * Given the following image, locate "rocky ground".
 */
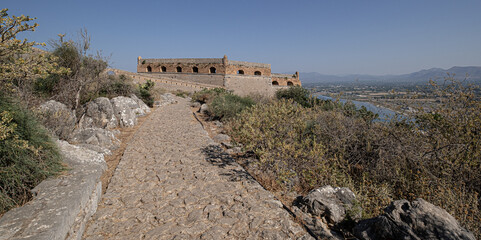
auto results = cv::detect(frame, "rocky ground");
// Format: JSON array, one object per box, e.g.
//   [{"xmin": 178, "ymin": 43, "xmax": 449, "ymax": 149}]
[{"xmin": 82, "ymin": 97, "xmax": 312, "ymax": 239}]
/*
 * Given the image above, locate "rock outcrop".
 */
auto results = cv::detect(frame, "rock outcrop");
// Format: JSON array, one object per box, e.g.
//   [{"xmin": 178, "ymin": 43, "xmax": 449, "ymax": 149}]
[
  {"xmin": 69, "ymin": 127, "xmax": 121, "ymax": 155},
  {"xmin": 78, "ymin": 97, "xmax": 118, "ymax": 130},
  {"xmin": 353, "ymin": 198, "xmax": 476, "ymax": 240},
  {"xmin": 37, "ymin": 100, "xmax": 76, "ymax": 140},
  {"xmin": 154, "ymin": 93, "xmax": 177, "ymax": 107},
  {"xmin": 130, "ymin": 94, "xmax": 151, "ymax": 114},
  {"xmin": 110, "ymin": 96, "xmax": 148, "ymax": 127},
  {"xmin": 292, "ymin": 186, "xmax": 361, "ymax": 240}
]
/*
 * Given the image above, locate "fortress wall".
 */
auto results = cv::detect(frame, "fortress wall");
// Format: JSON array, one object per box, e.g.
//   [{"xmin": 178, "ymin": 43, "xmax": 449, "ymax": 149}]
[
  {"xmin": 109, "ymin": 69, "xmax": 220, "ymax": 92},
  {"xmin": 142, "ymin": 73, "xmax": 225, "ymax": 86},
  {"xmin": 138, "ymin": 62, "xmax": 226, "ymax": 75},
  {"xmin": 225, "ymin": 64, "xmax": 271, "ymax": 76},
  {"xmin": 143, "ymin": 58, "xmax": 223, "ymax": 64},
  {"xmin": 224, "ymin": 75, "xmax": 274, "ymax": 97},
  {"xmin": 149, "ymin": 81, "xmax": 210, "ymax": 93},
  {"xmin": 271, "ymin": 73, "xmax": 301, "ymax": 86},
  {"xmin": 228, "ymin": 60, "xmax": 270, "ymax": 69}
]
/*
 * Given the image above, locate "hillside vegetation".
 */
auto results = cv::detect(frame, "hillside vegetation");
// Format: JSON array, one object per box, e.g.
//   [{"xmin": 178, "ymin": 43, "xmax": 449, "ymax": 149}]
[
  {"xmin": 0, "ymin": 9, "xmax": 157, "ymax": 214},
  {"xmin": 199, "ymin": 85, "xmax": 481, "ymax": 238}
]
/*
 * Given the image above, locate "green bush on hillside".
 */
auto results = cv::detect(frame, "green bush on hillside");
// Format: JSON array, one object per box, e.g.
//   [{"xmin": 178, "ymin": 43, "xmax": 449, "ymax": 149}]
[
  {"xmin": 275, "ymin": 85, "xmax": 313, "ymax": 107},
  {"xmin": 0, "ymin": 94, "xmax": 64, "ymax": 214},
  {"xmin": 137, "ymin": 79, "xmax": 155, "ymax": 107},
  {"xmin": 192, "ymin": 88, "xmax": 228, "ymax": 104},
  {"xmin": 209, "ymin": 93, "xmax": 255, "ymax": 121}
]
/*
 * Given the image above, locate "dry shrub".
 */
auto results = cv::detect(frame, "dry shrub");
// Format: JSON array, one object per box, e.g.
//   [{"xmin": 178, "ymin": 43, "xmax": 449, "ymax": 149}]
[{"xmin": 228, "ymin": 83, "xmax": 481, "ymax": 237}]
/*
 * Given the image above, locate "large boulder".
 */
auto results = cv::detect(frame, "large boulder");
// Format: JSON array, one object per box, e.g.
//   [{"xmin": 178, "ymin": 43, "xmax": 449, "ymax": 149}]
[
  {"xmin": 110, "ymin": 96, "xmax": 139, "ymax": 127},
  {"xmin": 130, "ymin": 94, "xmax": 151, "ymax": 114},
  {"xmin": 297, "ymin": 185, "xmax": 361, "ymax": 224},
  {"xmin": 353, "ymin": 198, "xmax": 476, "ymax": 240},
  {"xmin": 37, "ymin": 100, "xmax": 76, "ymax": 140},
  {"xmin": 78, "ymin": 97, "xmax": 118, "ymax": 130},
  {"xmin": 291, "ymin": 186, "xmax": 361, "ymax": 240},
  {"xmin": 68, "ymin": 127, "xmax": 120, "ymax": 155}
]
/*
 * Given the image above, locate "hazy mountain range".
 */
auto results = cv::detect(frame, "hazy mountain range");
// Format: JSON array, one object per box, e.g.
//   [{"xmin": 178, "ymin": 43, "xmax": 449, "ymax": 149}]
[{"xmin": 299, "ymin": 66, "xmax": 481, "ymax": 85}]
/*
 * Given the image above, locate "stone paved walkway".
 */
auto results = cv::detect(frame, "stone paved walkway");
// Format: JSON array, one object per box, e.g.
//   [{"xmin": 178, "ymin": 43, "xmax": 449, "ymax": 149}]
[{"xmin": 83, "ymin": 98, "xmax": 312, "ymax": 239}]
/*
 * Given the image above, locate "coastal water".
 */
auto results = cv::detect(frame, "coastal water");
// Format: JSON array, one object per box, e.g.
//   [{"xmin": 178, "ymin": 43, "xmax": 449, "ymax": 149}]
[{"xmin": 316, "ymin": 94, "xmax": 398, "ymax": 121}]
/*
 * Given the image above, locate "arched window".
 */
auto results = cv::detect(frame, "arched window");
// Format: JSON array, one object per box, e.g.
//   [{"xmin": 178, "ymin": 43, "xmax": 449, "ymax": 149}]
[
  {"xmin": 176, "ymin": 66, "xmax": 182, "ymax": 73},
  {"xmin": 209, "ymin": 67, "xmax": 216, "ymax": 73},
  {"xmin": 272, "ymin": 81, "xmax": 279, "ymax": 86},
  {"xmin": 237, "ymin": 70, "xmax": 244, "ymax": 75},
  {"xmin": 147, "ymin": 66, "xmax": 152, "ymax": 72},
  {"xmin": 254, "ymin": 71, "xmax": 261, "ymax": 75},
  {"xmin": 193, "ymin": 67, "xmax": 199, "ymax": 73},
  {"xmin": 287, "ymin": 81, "xmax": 294, "ymax": 86},
  {"xmin": 161, "ymin": 66, "xmax": 166, "ymax": 72}
]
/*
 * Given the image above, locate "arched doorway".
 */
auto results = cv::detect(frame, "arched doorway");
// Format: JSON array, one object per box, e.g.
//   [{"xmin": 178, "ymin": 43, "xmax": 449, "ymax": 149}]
[
  {"xmin": 272, "ymin": 81, "xmax": 279, "ymax": 85},
  {"xmin": 209, "ymin": 67, "xmax": 216, "ymax": 73},
  {"xmin": 176, "ymin": 66, "xmax": 182, "ymax": 73},
  {"xmin": 147, "ymin": 66, "xmax": 152, "ymax": 72},
  {"xmin": 287, "ymin": 81, "xmax": 293, "ymax": 86},
  {"xmin": 237, "ymin": 70, "xmax": 244, "ymax": 75},
  {"xmin": 254, "ymin": 71, "xmax": 261, "ymax": 75}
]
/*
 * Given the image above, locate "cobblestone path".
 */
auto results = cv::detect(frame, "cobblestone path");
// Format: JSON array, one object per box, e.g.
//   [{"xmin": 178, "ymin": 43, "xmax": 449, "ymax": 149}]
[{"xmin": 83, "ymin": 98, "xmax": 312, "ymax": 239}]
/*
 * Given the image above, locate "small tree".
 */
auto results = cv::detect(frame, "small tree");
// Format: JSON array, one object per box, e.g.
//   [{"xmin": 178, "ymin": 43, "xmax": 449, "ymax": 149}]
[
  {"xmin": 47, "ymin": 29, "xmax": 108, "ymax": 110},
  {"xmin": 0, "ymin": 9, "xmax": 67, "ymax": 104}
]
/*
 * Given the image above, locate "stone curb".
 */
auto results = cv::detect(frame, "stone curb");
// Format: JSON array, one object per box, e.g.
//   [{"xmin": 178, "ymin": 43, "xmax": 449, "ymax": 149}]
[{"xmin": 0, "ymin": 141, "xmax": 106, "ymax": 240}]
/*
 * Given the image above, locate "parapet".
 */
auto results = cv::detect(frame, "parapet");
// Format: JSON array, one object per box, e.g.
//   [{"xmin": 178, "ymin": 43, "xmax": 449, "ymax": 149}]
[
  {"xmin": 272, "ymin": 73, "xmax": 297, "ymax": 78},
  {"xmin": 141, "ymin": 58, "xmax": 224, "ymax": 65},
  {"xmin": 228, "ymin": 60, "xmax": 271, "ymax": 69}
]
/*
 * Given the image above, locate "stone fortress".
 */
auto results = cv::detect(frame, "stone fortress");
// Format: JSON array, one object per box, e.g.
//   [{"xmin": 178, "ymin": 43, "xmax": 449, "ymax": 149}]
[{"xmin": 136, "ymin": 55, "xmax": 301, "ymax": 96}]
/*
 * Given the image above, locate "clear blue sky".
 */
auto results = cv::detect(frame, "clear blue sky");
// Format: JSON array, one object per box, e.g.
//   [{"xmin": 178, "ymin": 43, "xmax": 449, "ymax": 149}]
[{"xmin": 4, "ymin": 0, "xmax": 481, "ymax": 75}]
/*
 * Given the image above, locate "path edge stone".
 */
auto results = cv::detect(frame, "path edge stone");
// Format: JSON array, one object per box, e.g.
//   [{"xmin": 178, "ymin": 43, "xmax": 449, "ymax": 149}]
[{"xmin": 0, "ymin": 140, "xmax": 106, "ymax": 240}]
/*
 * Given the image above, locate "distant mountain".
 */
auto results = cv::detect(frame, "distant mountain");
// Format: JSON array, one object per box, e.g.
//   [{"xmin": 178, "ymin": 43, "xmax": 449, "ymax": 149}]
[{"xmin": 300, "ymin": 66, "xmax": 481, "ymax": 85}]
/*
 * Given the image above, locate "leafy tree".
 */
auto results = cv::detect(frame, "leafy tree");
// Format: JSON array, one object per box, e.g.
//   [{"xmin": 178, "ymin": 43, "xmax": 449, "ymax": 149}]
[{"xmin": 0, "ymin": 9, "xmax": 67, "ymax": 103}]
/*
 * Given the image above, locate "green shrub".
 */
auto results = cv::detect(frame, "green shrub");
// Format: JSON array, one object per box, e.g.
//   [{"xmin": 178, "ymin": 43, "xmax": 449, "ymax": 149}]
[
  {"xmin": 192, "ymin": 88, "xmax": 228, "ymax": 104},
  {"xmin": 34, "ymin": 74, "xmax": 61, "ymax": 96},
  {"xmin": 173, "ymin": 90, "xmax": 190, "ymax": 98},
  {"xmin": 275, "ymin": 86, "xmax": 313, "ymax": 107},
  {"xmin": 136, "ymin": 79, "xmax": 155, "ymax": 107},
  {"xmin": 98, "ymin": 74, "xmax": 135, "ymax": 98},
  {"xmin": 0, "ymin": 94, "xmax": 64, "ymax": 214},
  {"xmin": 209, "ymin": 94, "xmax": 255, "ymax": 121}
]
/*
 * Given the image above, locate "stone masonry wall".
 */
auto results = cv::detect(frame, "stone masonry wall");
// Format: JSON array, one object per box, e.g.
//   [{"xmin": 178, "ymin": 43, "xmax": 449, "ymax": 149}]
[
  {"xmin": 224, "ymin": 75, "xmax": 274, "ymax": 97},
  {"xmin": 271, "ymin": 73, "xmax": 302, "ymax": 86},
  {"xmin": 138, "ymin": 59, "xmax": 226, "ymax": 75},
  {"xmin": 144, "ymin": 73, "xmax": 225, "ymax": 86},
  {"xmin": 225, "ymin": 64, "xmax": 271, "ymax": 76}
]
